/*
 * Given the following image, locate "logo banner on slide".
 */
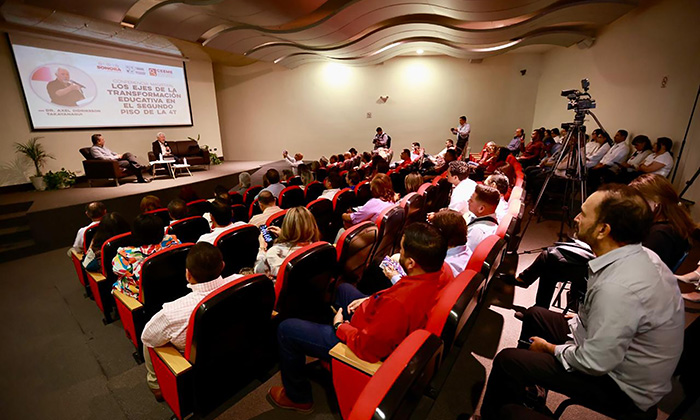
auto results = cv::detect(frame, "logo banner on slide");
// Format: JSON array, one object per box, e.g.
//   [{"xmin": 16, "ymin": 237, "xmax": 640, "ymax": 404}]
[{"xmin": 12, "ymin": 44, "xmax": 193, "ymax": 129}]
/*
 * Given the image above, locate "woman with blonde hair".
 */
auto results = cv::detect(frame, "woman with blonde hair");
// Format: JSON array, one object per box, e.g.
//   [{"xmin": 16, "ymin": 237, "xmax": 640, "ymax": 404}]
[
  {"xmin": 255, "ymin": 206, "xmax": 321, "ymax": 279},
  {"xmin": 140, "ymin": 195, "xmax": 162, "ymax": 213},
  {"xmin": 629, "ymin": 173, "xmax": 695, "ymax": 270}
]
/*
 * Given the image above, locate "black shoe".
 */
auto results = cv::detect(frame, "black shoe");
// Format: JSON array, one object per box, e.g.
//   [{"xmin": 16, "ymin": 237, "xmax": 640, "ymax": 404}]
[{"xmin": 137, "ymin": 177, "xmax": 151, "ymax": 183}]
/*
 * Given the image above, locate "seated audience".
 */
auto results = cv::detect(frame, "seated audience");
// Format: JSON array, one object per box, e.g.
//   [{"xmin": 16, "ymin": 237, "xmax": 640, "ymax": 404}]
[
  {"xmin": 677, "ymin": 260, "xmax": 700, "ymax": 302},
  {"xmin": 346, "ymin": 169, "xmax": 362, "ymax": 190},
  {"xmin": 298, "ymin": 164, "xmax": 314, "ymax": 186},
  {"xmin": 551, "ymin": 127, "xmax": 562, "ymax": 144},
  {"xmin": 281, "ymin": 169, "xmax": 294, "ymax": 183},
  {"xmin": 430, "ymin": 148, "xmax": 457, "ymax": 176},
  {"xmin": 587, "ymin": 130, "xmax": 629, "ymax": 190},
  {"xmin": 254, "ymin": 206, "xmax": 320, "ymax": 279},
  {"xmin": 478, "ymin": 185, "xmax": 684, "ymax": 420},
  {"xmin": 403, "ymin": 172, "xmax": 423, "ymax": 195},
  {"xmin": 141, "ymin": 242, "xmax": 241, "ymax": 401},
  {"xmin": 112, "ymin": 214, "xmax": 181, "ymax": 299},
  {"xmin": 178, "ymin": 185, "xmax": 199, "ymax": 203},
  {"xmin": 431, "ymin": 209, "xmax": 471, "ymax": 276},
  {"xmin": 229, "ymin": 171, "xmax": 252, "ymax": 195},
  {"xmin": 434, "ymin": 139, "xmax": 455, "ymax": 160},
  {"xmin": 268, "ymin": 223, "xmax": 452, "ymax": 412},
  {"xmin": 197, "ymin": 202, "xmax": 243, "ymax": 244},
  {"xmin": 517, "ymin": 129, "xmax": 544, "ymax": 168},
  {"xmin": 248, "ymin": 191, "xmax": 281, "ymax": 227},
  {"xmin": 507, "ymin": 128, "xmax": 525, "ymax": 155},
  {"xmin": 166, "ymin": 199, "xmax": 187, "ymax": 225},
  {"xmin": 259, "ymin": 169, "xmax": 285, "ymax": 199},
  {"xmin": 615, "ymin": 135, "xmax": 652, "ymax": 181},
  {"xmin": 393, "ymin": 148, "xmax": 412, "ymax": 168},
  {"xmin": 140, "ymin": 195, "xmax": 162, "ymax": 213},
  {"xmin": 585, "ymin": 130, "xmax": 612, "ymax": 168},
  {"xmin": 283, "ymin": 150, "xmax": 304, "ymax": 174},
  {"xmin": 636, "ymin": 136, "xmax": 674, "ymax": 178},
  {"xmin": 465, "ymin": 185, "xmax": 500, "ymax": 252},
  {"xmin": 342, "ymin": 173, "xmax": 395, "ymax": 227},
  {"xmin": 410, "ymin": 142, "xmax": 425, "ymax": 162},
  {"xmin": 82, "ymin": 212, "xmax": 130, "ymax": 272},
  {"xmin": 484, "ymin": 174, "xmax": 510, "ymax": 222},
  {"xmin": 629, "ymin": 174, "xmax": 695, "ymax": 269},
  {"xmin": 447, "ymin": 161, "xmax": 477, "ymax": 215},
  {"xmin": 71, "ymin": 201, "xmax": 106, "ymax": 253},
  {"xmin": 320, "ymin": 171, "xmax": 342, "ymax": 200}
]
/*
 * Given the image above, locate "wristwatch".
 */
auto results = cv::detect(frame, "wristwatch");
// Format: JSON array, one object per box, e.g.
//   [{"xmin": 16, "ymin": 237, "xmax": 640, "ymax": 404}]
[{"xmin": 333, "ymin": 321, "xmax": 345, "ymax": 331}]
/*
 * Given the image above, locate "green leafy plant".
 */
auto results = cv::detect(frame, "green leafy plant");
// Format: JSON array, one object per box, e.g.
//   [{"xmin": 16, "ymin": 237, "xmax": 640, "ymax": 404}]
[
  {"xmin": 187, "ymin": 134, "xmax": 201, "ymax": 142},
  {"xmin": 203, "ymin": 145, "xmax": 222, "ymax": 165},
  {"xmin": 43, "ymin": 168, "xmax": 77, "ymax": 190},
  {"xmin": 14, "ymin": 136, "xmax": 54, "ymax": 177}
]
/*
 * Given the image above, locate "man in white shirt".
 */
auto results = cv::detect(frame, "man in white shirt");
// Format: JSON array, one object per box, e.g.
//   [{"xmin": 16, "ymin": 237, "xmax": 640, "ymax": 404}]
[
  {"xmin": 447, "ymin": 161, "xmax": 476, "ymax": 215},
  {"xmin": 283, "ymin": 150, "xmax": 304, "ymax": 175},
  {"xmin": 319, "ymin": 171, "xmax": 342, "ymax": 200},
  {"xmin": 249, "ymin": 191, "xmax": 281, "ymax": 227},
  {"xmin": 258, "ymin": 169, "xmax": 285, "ymax": 199},
  {"xmin": 585, "ymin": 131, "xmax": 612, "ymax": 169},
  {"xmin": 69, "ymin": 201, "xmax": 106, "ymax": 254},
  {"xmin": 484, "ymin": 174, "xmax": 510, "ymax": 223},
  {"xmin": 434, "ymin": 139, "xmax": 455, "ymax": 161},
  {"xmin": 141, "ymin": 242, "xmax": 242, "ymax": 401},
  {"xmin": 450, "ymin": 115, "xmax": 471, "ymax": 159},
  {"xmin": 478, "ymin": 185, "xmax": 684, "ymax": 420},
  {"xmin": 588, "ymin": 129, "xmax": 630, "ymax": 191},
  {"xmin": 197, "ymin": 202, "xmax": 244, "ymax": 244},
  {"xmin": 465, "ymin": 185, "xmax": 499, "ymax": 253}
]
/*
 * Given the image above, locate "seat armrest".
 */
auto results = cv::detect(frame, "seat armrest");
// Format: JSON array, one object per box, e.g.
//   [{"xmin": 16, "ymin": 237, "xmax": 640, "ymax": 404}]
[
  {"xmin": 329, "ymin": 343, "xmax": 382, "ymax": 376},
  {"xmin": 86, "ymin": 271, "xmax": 106, "ymax": 282},
  {"xmin": 70, "ymin": 249, "xmax": 84, "ymax": 260},
  {"xmin": 153, "ymin": 344, "xmax": 192, "ymax": 375},
  {"xmin": 113, "ymin": 290, "xmax": 143, "ymax": 311}
]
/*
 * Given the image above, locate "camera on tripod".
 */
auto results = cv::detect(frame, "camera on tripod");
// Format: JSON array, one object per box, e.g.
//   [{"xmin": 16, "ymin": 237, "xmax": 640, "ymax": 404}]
[{"xmin": 561, "ymin": 78, "xmax": 596, "ymax": 112}]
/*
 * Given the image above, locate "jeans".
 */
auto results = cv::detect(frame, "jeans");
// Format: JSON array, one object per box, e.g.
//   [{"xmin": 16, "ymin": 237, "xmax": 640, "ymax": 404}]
[{"xmin": 278, "ymin": 283, "xmax": 367, "ymax": 403}]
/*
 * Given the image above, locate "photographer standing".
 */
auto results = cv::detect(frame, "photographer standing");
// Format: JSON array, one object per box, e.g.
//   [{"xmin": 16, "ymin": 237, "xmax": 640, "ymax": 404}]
[{"xmin": 450, "ymin": 115, "xmax": 471, "ymax": 159}]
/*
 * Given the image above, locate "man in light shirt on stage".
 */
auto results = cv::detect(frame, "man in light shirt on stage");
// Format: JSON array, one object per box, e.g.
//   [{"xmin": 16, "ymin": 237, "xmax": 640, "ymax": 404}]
[{"xmin": 90, "ymin": 133, "xmax": 150, "ymax": 183}]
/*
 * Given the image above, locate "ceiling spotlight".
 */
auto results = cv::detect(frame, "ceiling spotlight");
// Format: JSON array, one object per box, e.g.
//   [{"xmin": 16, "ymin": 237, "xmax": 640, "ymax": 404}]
[{"xmin": 416, "ymin": 49, "xmax": 424, "ymax": 55}]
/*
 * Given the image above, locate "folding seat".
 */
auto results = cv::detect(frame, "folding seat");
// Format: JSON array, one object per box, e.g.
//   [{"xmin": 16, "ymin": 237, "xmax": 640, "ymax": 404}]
[
  {"xmin": 288, "ymin": 176, "xmax": 303, "ymax": 186},
  {"xmin": 315, "ymin": 168, "xmax": 328, "ymax": 183},
  {"xmin": 509, "ymin": 185, "xmax": 524, "ymax": 203},
  {"xmin": 304, "ymin": 181, "xmax": 325, "ymax": 203},
  {"xmin": 144, "ymin": 208, "xmax": 171, "ymax": 227},
  {"xmin": 266, "ymin": 209, "xmax": 287, "ymax": 228},
  {"xmin": 274, "ymin": 242, "xmax": 338, "ymax": 323},
  {"xmin": 278, "ymin": 185, "xmax": 305, "ymax": 209},
  {"xmin": 231, "ymin": 204, "xmax": 248, "ymax": 223},
  {"xmin": 332, "ymin": 330, "xmax": 443, "ymax": 420},
  {"xmin": 228, "ymin": 191, "xmax": 244, "ymax": 205},
  {"xmin": 307, "ymin": 198, "xmax": 337, "ymax": 243},
  {"xmin": 368, "ymin": 205, "xmax": 405, "ymax": 266},
  {"xmin": 355, "ymin": 180, "xmax": 372, "ymax": 207},
  {"xmin": 83, "ymin": 223, "xmax": 99, "ymax": 253},
  {"xmin": 336, "ymin": 221, "xmax": 378, "ymax": 285},
  {"xmin": 433, "ymin": 177, "xmax": 452, "ymax": 210},
  {"xmin": 167, "ymin": 216, "xmax": 210, "ymax": 243},
  {"xmin": 69, "ymin": 223, "xmax": 100, "ymax": 293},
  {"xmin": 399, "ymin": 192, "xmax": 426, "ymax": 228},
  {"xmin": 465, "ymin": 234, "xmax": 506, "ymax": 304},
  {"xmin": 248, "ymin": 199, "xmax": 262, "ymax": 220},
  {"xmin": 417, "ymin": 182, "xmax": 438, "ymax": 213},
  {"xmin": 186, "ymin": 199, "xmax": 213, "ymax": 217},
  {"xmin": 243, "ymin": 185, "xmax": 263, "ymax": 207},
  {"xmin": 84, "ymin": 232, "xmax": 134, "ymax": 323},
  {"xmin": 113, "ymin": 243, "xmax": 193, "ymax": 360},
  {"xmin": 149, "ymin": 274, "xmax": 276, "ymax": 420},
  {"xmin": 390, "ymin": 170, "xmax": 407, "ymax": 196},
  {"xmin": 332, "ymin": 188, "xmax": 356, "ymax": 234},
  {"xmin": 214, "ymin": 224, "xmax": 260, "ymax": 277}
]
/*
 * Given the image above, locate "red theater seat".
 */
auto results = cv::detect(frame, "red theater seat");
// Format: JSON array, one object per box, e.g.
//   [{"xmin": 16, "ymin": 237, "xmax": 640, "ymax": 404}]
[
  {"xmin": 466, "ymin": 235, "xmax": 506, "ymax": 304},
  {"xmin": 355, "ymin": 180, "xmax": 372, "ymax": 207},
  {"xmin": 149, "ymin": 274, "xmax": 276, "ymax": 420},
  {"xmin": 231, "ymin": 204, "xmax": 248, "ymax": 223},
  {"xmin": 417, "ymin": 183, "xmax": 438, "ymax": 213},
  {"xmin": 278, "ymin": 186, "xmax": 305, "ymax": 209},
  {"xmin": 399, "ymin": 192, "xmax": 426, "ymax": 228},
  {"xmin": 113, "ymin": 243, "xmax": 193, "ymax": 360},
  {"xmin": 274, "ymin": 242, "xmax": 337, "ymax": 323},
  {"xmin": 144, "ymin": 208, "xmax": 170, "ymax": 227},
  {"xmin": 433, "ymin": 177, "xmax": 452, "ymax": 210},
  {"xmin": 307, "ymin": 198, "xmax": 337, "ymax": 243},
  {"xmin": 83, "ymin": 223, "xmax": 99, "ymax": 253},
  {"xmin": 186, "ymin": 199, "xmax": 212, "ymax": 217},
  {"xmin": 214, "ymin": 224, "xmax": 260, "ymax": 278},
  {"xmin": 85, "ymin": 232, "xmax": 133, "ymax": 324},
  {"xmin": 248, "ymin": 199, "xmax": 262, "ymax": 220},
  {"xmin": 266, "ymin": 209, "xmax": 287, "ymax": 228},
  {"xmin": 69, "ymin": 222, "xmax": 100, "ymax": 295},
  {"xmin": 167, "ymin": 216, "xmax": 210, "ymax": 243},
  {"xmin": 336, "ymin": 221, "xmax": 378, "ymax": 285},
  {"xmin": 369, "ymin": 205, "xmax": 405, "ymax": 266},
  {"xmin": 304, "ymin": 181, "xmax": 325, "ymax": 204},
  {"xmin": 243, "ymin": 185, "xmax": 263, "ymax": 207},
  {"xmin": 333, "ymin": 188, "xmax": 356, "ymax": 233},
  {"xmin": 227, "ymin": 191, "xmax": 243, "ymax": 205}
]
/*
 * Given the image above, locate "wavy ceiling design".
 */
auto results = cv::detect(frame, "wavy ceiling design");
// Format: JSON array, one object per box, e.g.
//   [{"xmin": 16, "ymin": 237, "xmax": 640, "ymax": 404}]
[{"xmin": 10, "ymin": 0, "xmax": 638, "ymax": 67}]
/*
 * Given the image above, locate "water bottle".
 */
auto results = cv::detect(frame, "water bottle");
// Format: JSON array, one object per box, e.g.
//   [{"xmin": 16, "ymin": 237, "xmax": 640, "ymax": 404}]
[
  {"xmin": 183, "ymin": 157, "xmax": 188, "ymax": 165},
  {"xmin": 159, "ymin": 153, "xmax": 163, "ymax": 161}
]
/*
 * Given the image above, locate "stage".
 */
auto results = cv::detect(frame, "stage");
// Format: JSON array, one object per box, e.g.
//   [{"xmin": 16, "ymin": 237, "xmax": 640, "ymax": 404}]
[{"xmin": 0, "ymin": 160, "xmax": 275, "ymax": 262}]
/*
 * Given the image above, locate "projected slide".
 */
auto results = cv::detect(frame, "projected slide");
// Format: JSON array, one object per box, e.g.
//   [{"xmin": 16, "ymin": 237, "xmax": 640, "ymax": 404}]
[{"xmin": 11, "ymin": 44, "xmax": 193, "ymax": 129}]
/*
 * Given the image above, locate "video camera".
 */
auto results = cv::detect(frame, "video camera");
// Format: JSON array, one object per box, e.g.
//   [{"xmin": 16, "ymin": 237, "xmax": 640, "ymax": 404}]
[{"xmin": 561, "ymin": 78, "xmax": 596, "ymax": 112}]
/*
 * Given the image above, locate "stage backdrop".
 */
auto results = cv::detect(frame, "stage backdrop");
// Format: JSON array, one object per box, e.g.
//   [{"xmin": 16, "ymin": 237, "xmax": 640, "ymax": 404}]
[{"xmin": 10, "ymin": 44, "xmax": 193, "ymax": 129}]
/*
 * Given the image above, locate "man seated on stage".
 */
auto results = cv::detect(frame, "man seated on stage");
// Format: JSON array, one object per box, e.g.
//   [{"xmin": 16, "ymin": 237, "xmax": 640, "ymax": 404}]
[
  {"xmin": 283, "ymin": 150, "xmax": 304, "ymax": 175},
  {"xmin": 70, "ymin": 201, "xmax": 106, "ymax": 254},
  {"xmin": 151, "ymin": 132, "xmax": 181, "ymax": 163},
  {"xmin": 90, "ymin": 134, "xmax": 150, "ymax": 183},
  {"xmin": 372, "ymin": 127, "xmax": 389, "ymax": 150},
  {"xmin": 268, "ymin": 223, "xmax": 452, "ymax": 413},
  {"xmin": 167, "ymin": 199, "xmax": 187, "ymax": 225},
  {"xmin": 141, "ymin": 242, "xmax": 241, "ymax": 401},
  {"xmin": 258, "ymin": 169, "xmax": 285, "ymax": 199},
  {"xmin": 197, "ymin": 201, "xmax": 244, "ymax": 244},
  {"xmin": 465, "ymin": 185, "xmax": 500, "ymax": 253},
  {"xmin": 249, "ymin": 191, "xmax": 281, "ymax": 227},
  {"xmin": 476, "ymin": 185, "xmax": 684, "ymax": 420},
  {"xmin": 447, "ymin": 161, "xmax": 477, "ymax": 215}
]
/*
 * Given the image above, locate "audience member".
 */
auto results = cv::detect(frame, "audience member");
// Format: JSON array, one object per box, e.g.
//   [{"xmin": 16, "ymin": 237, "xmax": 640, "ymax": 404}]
[
  {"xmin": 320, "ymin": 171, "xmax": 342, "ymax": 200},
  {"xmin": 517, "ymin": 129, "xmax": 545, "ymax": 168},
  {"xmin": 90, "ymin": 134, "xmax": 150, "ymax": 183},
  {"xmin": 178, "ymin": 185, "xmax": 199, "ymax": 203},
  {"xmin": 342, "ymin": 173, "xmax": 395, "ymax": 228},
  {"xmin": 404, "ymin": 172, "xmax": 423, "ymax": 195},
  {"xmin": 551, "ymin": 127, "xmax": 561, "ymax": 144},
  {"xmin": 141, "ymin": 243, "xmax": 241, "ymax": 401},
  {"xmin": 197, "ymin": 202, "xmax": 242, "ymax": 244},
  {"xmin": 431, "ymin": 209, "xmax": 471, "ymax": 276},
  {"xmin": 229, "ymin": 171, "xmax": 252, "ymax": 195},
  {"xmin": 248, "ymin": 191, "xmax": 281, "ymax": 227},
  {"xmin": 283, "ymin": 150, "xmax": 304, "ymax": 174},
  {"xmin": 82, "ymin": 212, "xmax": 130, "ymax": 272},
  {"xmin": 447, "ymin": 161, "xmax": 477, "ymax": 215},
  {"xmin": 434, "ymin": 139, "xmax": 455, "ymax": 160},
  {"xmin": 450, "ymin": 115, "xmax": 471, "ymax": 158},
  {"xmin": 346, "ymin": 169, "xmax": 362, "ymax": 190},
  {"xmin": 259, "ymin": 169, "xmax": 285, "ymax": 198},
  {"xmin": 585, "ymin": 130, "xmax": 612, "ymax": 168},
  {"xmin": 71, "ymin": 201, "xmax": 106, "ymax": 253},
  {"xmin": 677, "ymin": 260, "xmax": 700, "ymax": 302},
  {"xmin": 431, "ymin": 148, "xmax": 457, "ymax": 176},
  {"xmin": 166, "ymin": 199, "xmax": 187, "ymax": 224},
  {"xmin": 629, "ymin": 174, "xmax": 695, "ymax": 269},
  {"xmin": 507, "ymin": 128, "xmax": 525, "ymax": 155},
  {"xmin": 587, "ymin": 129, "xmax": 630, "ymax": 190},
  {"xmin": 140, "ymin": 195, "xmax": 162, "ymax": 213},
  {"xmin": 478, "ymin": 185, "xmax": 684, "ymax": 420},
  {"xmin": 484, "ymin": 174, "xmax": 510, "ymax": 222},
  {"xmin": 268, "ymin": 223, "xmax": 452, "ymax": 412},
  {"xmin": 410, "ymin": 142, "xmax": 425, "ymax": 162},
  {"xmin": 615, "ymin": 135, "xmax": 652, "ymax": 181},
  {"xmin": 635, "ymin": 136, "xmax": 674, "ymax": 178},
  {"xmin": 298, "ymin": 164, "xmax": 314, "ymax": 186},
  {"xmin": 112, "ymin": 214, "xmax": 180, "ymax": 299},
  {"xmin": 254, "ymin": 206, "xmax": 320, "ymax": 279},
  {"xmin": 372, "ymin": 127, "xmax": 389, "ymax": 149},
  {"xmin": 465, "ymin": 184, "xmax": 500, "ymax": 252}
]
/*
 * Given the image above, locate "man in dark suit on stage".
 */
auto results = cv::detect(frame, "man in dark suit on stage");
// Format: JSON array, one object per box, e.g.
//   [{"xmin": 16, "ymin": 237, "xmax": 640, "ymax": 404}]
[{"xmin": 151, "ymin": 132, "xmax": 181, "ymax": 163}]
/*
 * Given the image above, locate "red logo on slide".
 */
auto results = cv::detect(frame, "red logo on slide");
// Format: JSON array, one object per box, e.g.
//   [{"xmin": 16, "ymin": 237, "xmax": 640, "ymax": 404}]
[
  {"xmin": 148, "ymin": 68, "xmax": 173, "ymax": 77},
  {"xmin": 149, "ymin": 68, "xmax": 157, "ymax": 76}
]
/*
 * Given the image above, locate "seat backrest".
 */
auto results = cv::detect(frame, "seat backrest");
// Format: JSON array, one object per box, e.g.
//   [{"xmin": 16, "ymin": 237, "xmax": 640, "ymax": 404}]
[
  {"xmin": 243, "ymin": 185, "xmax": 263, "ymax": 207},
  {"xmin": 184, "ymin": 274, "xmax": 275, "ymax": 417},
  {"xmin": 275, "ymin": 242, "xmax": 338, "ymax": 323},
  {"xmin": 228, "ymin": 191, "xmax": 244, "ymax": 205},
  {"xmin": 248, "ymin": 199, "xmax": 262, "ymax": 220},
  {"xmin": 348, "ymin": 330, "xmax": 443, "ymax": 420},
  {"xmin": 305, "ymin": 181, "xmax": 325, "ymax": 203},
  {"xmin": 418, "ymin": 183, "xmax": 439, "ymax": 214},
  {"xmin": 333, "ymin": 188, "xmax": 356, "ymax": 215},
  {"xmin": 279, "ymin": 186, "xmax": 305, "ymax": 209},
  {"xmin": 425, "ymin": 269, "xmax": 483, "ymax": 354},
  {"xmin": 496, "ymin": 212, "xmax": 513, "ymax": 239},
  {"xmin": 139, "ymin": 243, "xmax": 193, "ymax": 318},
  {"xmin": 79, "ymin": 147, "xmax": 93, "ymax": 160},
  {"xmin": 187, "ymin": 199, "xmax": 213, "ymax": 217},
  {"xmin": 214, "ymin": 224, "xmax": 260, "ymax": 277},
  {"xmin": 231, "ymin": 204, "xmax": 248, "ymax": 223},
  {"xmin": 101, "ymin": 232, "xmax": 135, "ymax": 282},
  {"xmin": 315, "ymin": 168, "xmax": 328, "ymax": 183},
  {"xmin": 466, "ymin": 235, "xmax": 506, "ymax": 300},
  {"xmin": 167, "ymin": 216, "xmax": 211, "ymax": 243},
  {"xmin": 390, "ymin": 171, "xmax": 407, "ymax": 196},
  {"xmin": 307, "ymin": 198, "xmax": 337, "ymax": 243},
  {"xmin": 336, "ymin": 221, "xmax": 378, "ymax": 285},
  {"xmin": 434, "ymin": 178, "xmax": 452, "ymax": 210},
  {"xmin": 144, "ymin": 208, "xmax": 171, "ymax": 228},
  {"xmin": 355, "ymin": 180, "xmax": 372, "ymax": 207},
  {"xmin": 266, "ymin": 209, "xmax": 288, "ymax": 228},
  {"xmin": 370, "ymin": 205, "xmax": 405, "ymax": 265},
  {"xmin": 83, "ymin": 222, "xmax": 100, "ymax": 253},
  {"xmin": 399, "ymin": 192, "xmax": 426, "ymax": 228},
  {"xmin": 288, "ymin": 176, "xmax": 303, "ymax": 186}
]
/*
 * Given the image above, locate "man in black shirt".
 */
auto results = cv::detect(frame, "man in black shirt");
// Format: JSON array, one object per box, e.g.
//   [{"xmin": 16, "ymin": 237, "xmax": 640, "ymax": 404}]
[{"xmin": 46, "ymin": 67, "xmax": 85, "ymax": 107}]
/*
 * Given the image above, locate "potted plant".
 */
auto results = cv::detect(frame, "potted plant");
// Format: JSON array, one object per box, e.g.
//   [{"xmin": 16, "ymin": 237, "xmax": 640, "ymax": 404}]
[
  {"xmin": 14, "ymin": 137, "xmax": 54, "ymax": 190},
  {"xmin": 43, "ymin": 168, "xmax": 77, "ymax": 190}
]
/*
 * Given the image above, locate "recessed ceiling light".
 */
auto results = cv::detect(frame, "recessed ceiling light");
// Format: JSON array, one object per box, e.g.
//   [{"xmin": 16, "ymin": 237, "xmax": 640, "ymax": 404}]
[{"xmin": 416, "ymin": 49, "xmax": 424, "ymax": 55}]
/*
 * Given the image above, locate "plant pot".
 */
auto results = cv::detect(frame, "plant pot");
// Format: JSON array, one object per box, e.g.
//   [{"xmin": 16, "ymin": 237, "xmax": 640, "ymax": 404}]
[{"xmin": 30, "ymin": 176, "xmax": 46, "ymax": 191}]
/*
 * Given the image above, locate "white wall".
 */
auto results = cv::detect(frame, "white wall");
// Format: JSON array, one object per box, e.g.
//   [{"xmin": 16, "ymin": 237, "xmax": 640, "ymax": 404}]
[
  {"xmin": 0, "ymin": 32, "xmax": 223, "ymax": 187},
  {"xmin": 532, "ymin": 0, "xmax": 700, "ymax": 218},
  {"xmin": 214, "ymin": 54, "xmax": 543, "ymax": 161}
]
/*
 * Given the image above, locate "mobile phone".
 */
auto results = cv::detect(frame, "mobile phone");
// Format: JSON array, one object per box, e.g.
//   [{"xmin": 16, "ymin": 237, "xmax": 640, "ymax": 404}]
[
  {"xmin": 259, "ymin": 225, "xmax": 275, "ymax": 248},
  {"xmin": 518, "ymin": 339, "xmax": 533, "ymax": 348},
  {"xmin": 379, "ymin": 256, "xmax": 406, "ymax": 277}
]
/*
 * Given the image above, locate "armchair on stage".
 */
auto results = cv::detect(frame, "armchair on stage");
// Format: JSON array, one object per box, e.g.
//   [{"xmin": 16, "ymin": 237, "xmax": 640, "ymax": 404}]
[
  {"xmin": 147, "ymin": 140, "xmax": 210, "ymax": 167},
  {"xmin": 79, "ymin": 148, "xmax": 131, "ymax": 187}
]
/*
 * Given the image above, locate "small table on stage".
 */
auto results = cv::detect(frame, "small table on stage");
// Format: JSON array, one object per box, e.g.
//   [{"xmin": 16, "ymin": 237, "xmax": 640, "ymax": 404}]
[
  {"xmin": 149, "ymin": 159, "xmax": 176, "ymax": 178},
  {"xmin": 173, "ymin": 163, "xmax": 192, "ymax": 177}
]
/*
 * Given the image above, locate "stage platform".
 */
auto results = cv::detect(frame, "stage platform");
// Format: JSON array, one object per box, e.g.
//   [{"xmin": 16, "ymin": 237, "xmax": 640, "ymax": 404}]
[{"xmin": 0, "ymin": 160, "xmax": 275, "ymax": 262}]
